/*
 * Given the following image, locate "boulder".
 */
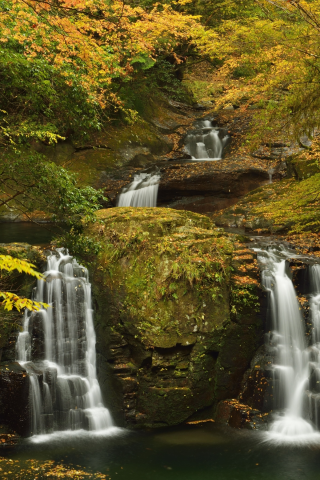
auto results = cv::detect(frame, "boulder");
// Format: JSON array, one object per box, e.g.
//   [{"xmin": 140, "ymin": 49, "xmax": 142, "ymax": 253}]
[
  {"xmin": 0, "ymin": 362, "xmax": 30, "ymax": 436},
  {"xmin": 84, "ymin": 208, "xmax": 264, "ymax": 427},
  {"xmin": 158, "ymin": 158, "xmax": 272, "ymax": 213}
]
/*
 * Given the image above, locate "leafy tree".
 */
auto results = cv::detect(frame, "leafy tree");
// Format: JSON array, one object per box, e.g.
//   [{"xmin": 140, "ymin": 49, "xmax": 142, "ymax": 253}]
[
  {"xmin": 0, "ymin": 0, "xmax": 204, "ymax": 145},
  {"xmin": 196, "ymin": 0, "xmax": 320, "ymax": 143},
  {"xmin": 0, "ymin": 150, "xmax": 107, "ymax": 226},
  {"xmin": 0, "ymin": 0, "xmax": 209, "ymax": 224},
  {"xmin": 0, "ymin": 255, "xmax": 47, "ymax": 311}
]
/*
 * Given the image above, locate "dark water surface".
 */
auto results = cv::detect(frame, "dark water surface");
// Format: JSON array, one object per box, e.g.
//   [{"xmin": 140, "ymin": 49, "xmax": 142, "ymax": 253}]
[
  {"xmin": 0, "ymin": 223, "xmax": 63, "ymax": 245},
  {"xmin": 1, "ymin": 424, "xmax": 320, "ymax": 479}
]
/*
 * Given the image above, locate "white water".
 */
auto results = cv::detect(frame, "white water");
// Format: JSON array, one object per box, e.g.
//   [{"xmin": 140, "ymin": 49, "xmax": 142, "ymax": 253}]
[
  {"xmin": 268, "ymin": 168, "xmax": 275, "ymax": 184},
  {"xmin": 117, "ymin": 172, "xmax": 160, "ymax": 207},
  {"xmin": 185, "ymin": 120, "xmax": 229, "ymax": 161},
  {"xmin": 256, "ymin": 247, "xmax": 320, "ymax": 445},
  {"xmin": 16, "ymin": 250, "xmax": 115, "ymax": 437}
]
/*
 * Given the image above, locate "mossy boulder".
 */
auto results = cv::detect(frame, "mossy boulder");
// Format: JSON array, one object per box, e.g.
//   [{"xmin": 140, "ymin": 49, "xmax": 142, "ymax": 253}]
[
  {"xmin": 32, "ymin": 93, "xmax": 192, "ymax": 188},
  {"xmin": 33, "ymin": 120, "xmax": 172, "ymax": 187},
  {"xmin": 214, "ymin": 172, "xmax": 320, "ymax": 234},
  {"xmin": 287, "ymin": 154, "xmax": 320, "ymax": 181},
  {"xmin": 84, "ymin": 208, "xmax": 263, "ymax": 427}
]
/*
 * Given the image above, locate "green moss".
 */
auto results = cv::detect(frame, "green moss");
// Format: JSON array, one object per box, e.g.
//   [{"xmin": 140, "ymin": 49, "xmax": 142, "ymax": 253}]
[
  {"xmin": 215, "ymin": 173, "xmax": 320, "ymax": 234},
  {"xmin": 84, "ymin": 208, "xmax": 234, "ymax": 347},
  {"xmin": 287, "ymin": 154, "xmax": 320, "ymax": 181},
  {"xmin": 214, "ymin": 139, "xmax": 320, "ymax": 234},
  {"xmin": 249, "ymin": 174, "xmax": 320, "ymax": 233},
  {"xmin": 230, "ymin": 283, "xmax": 260, "ymax": 320},
  {"xmin": 73, "ymin": 208, "xmax": 266, "ymax": 428},
  {"xmin": 35, "ymin": 92, "xmax": 177, "ymax": 187}
]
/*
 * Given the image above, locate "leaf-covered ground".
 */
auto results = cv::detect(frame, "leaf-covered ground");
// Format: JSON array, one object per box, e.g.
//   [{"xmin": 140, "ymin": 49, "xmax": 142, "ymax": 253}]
[
  {"xmin": 0, "ymin": 457, "xmax": 108, "ymax": 479},
  {"xmin": 213, "ymin": 139, "xmax": 320, "ymax": 234}
]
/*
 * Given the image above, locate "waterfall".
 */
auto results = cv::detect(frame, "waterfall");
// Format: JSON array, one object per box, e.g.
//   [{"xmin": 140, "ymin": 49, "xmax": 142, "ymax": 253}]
[
  {"xmin": 255, "ymin": 246, "xmax": 320, "ymax": 445},
  {"xmin": 268, "ymin": 168, "xmax": 275, "ymax": 184},
  {"xmin": 185, "ymin": 119, "xmax": 229, "ymax": 160},
  {"xmin": 16, "ymin": 249, "xmax": 115, "ymax": 438},
  {"xmin": 117, "ymin": 172, "xmax": 160, "ymax": 207}
]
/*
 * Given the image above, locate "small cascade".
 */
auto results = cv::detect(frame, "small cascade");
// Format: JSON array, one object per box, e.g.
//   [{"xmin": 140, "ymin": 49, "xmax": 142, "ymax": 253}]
[
  {"xmin": 268, "ymin": 168, "xmax": 275, "ymax": 184},
  {"xmin": 255, "ymin": 246, "xmax": 320, "ymax": 445},
  {"xmin": 16, "ymin": 249, "xmax": 114, "ymax": 437},
  {"xmin": 185, "ymin": 119, "xmax": 229, "ymax": 160},
  {"xmin": 117, "ymin": 172, "xmax": 160, "ymax": 207}
]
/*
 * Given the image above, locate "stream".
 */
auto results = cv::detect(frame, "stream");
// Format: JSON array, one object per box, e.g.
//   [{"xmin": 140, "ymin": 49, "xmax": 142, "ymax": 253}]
[
  {"xmin": 2, "ymin": 227, "xmax": 320, "ymax": 478},
  {"xmin": 116, "ymin": 118, "xmax": 230, "ymax": 208},
  {"xmin": 2, "ymin": 423, "xmax": 320, "ymax": 479},
  {"xmin": 0, "ymin": 223, "xmax": 61, "ymax": 245}
]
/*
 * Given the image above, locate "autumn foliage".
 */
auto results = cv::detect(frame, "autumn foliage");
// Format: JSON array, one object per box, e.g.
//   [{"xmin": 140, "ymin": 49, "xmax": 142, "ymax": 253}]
[
  {"xmin": 197, "ymin": 0, "xmax": 320, "ymax": 142},
  {"xmin": 0, "ymin": 255, "xmax": 48, "ymax": 311},
  {"xmin": 0, "ymin": 0, "xmax": 203, "ymax": 145}
]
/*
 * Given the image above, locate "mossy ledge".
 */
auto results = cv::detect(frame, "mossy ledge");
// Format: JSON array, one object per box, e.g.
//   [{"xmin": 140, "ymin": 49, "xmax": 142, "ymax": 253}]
[{"xmin": 83, "ymin": 208, "xmax": 264, "ymax": 428}]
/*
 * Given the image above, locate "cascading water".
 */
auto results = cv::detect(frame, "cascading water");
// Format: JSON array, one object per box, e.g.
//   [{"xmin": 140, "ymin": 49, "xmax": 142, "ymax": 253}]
[
  {"xmin": 117, "ymin": 119, "xmax": 229, "ymax": 207},
  {"xmin": 255, "ymin": 245, "xmax": 320, "ymax": 445},
  {"xmin": 185, "ymin": 119, "xmax": 229, "ymax": 160},
  {"xmin": 16, "ymin": 249, "xmax": 115, "ymax": 438},
  {"xmin": 268, "ymin": 168, "xmax": 275, "ymax": 184},
  {"xmin": 117, "ymin": 172, "xmax": 160, "ymax": 207}
]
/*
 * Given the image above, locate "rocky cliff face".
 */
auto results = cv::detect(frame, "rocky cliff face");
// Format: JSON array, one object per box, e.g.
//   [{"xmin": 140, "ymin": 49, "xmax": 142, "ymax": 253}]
[{"xmin": 86, "ymin": 208, "xmax": 264, "ymax": 427}]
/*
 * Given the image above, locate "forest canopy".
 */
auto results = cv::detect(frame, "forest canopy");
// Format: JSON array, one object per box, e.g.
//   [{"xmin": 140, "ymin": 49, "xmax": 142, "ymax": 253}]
[
  {"xmin": 0, "ymin": 0, "xmax": 204, "ymax": 146},
  {"xmin": 2, "ymin": 0, "xmax": 320, "ymax": 222},
  {"xmin": 0, "ymin": 0, "xmax": 205, "ymax": 221},
  {"xmin": 198, "ymin": 0, "xmax": 320, "ymax": 142},
  {"xmin": 2, "ymin": 0, "xmax": 319, "ymax": 149}
]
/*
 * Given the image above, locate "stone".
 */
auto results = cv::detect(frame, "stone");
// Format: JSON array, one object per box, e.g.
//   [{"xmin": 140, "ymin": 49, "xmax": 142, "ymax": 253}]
[
  {"xmin": 0, "ymin": 362, "xmax": 30, "ymax": 436},
  {"xmin": 157, "ymin": 159, "xmax": 271, "ymax": 214},
  {"xmin": 84, "ymin": 208, "xmax": 264, "ymax": 428}
]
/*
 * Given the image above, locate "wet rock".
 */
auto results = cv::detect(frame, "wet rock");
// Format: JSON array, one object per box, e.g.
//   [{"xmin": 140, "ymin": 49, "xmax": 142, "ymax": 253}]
[
  {"xmin": 300, "ymin": 135, "xmax": 313, "ymax": 148},
  {"xmin": 238, "ymin": 345, "xmax": 274, "ymax": 413},
  {"xmin": 194, "ymin": 103, "xmax": 209, "ymax": 110},
  {"xmin": 0, "ymin": 362, "xmax": 30, "ymax": 436},
  {"xmin": 149, "ymin": 118, "xmax": 181, "ymax": 133},
  {"xmin": 85, "ymin": 208, "xmax": 264, "ymax": 428},
  {"xmin": 215, "ymin": 399, "xmax": 269, "ymax": 430},
  {"xmin": 287, "ymin": 154, "xmax": 320, "ymax": 180},
  {"xmin": 214, "ymin": 344, "xmax": 274, "ymax": 430},
  {"xmin": 156, "ymin": 159, "xmax": 274, "ymax": 214},
  {"xmin": 252, "ymin": 143, "xmax": 299, "ymax": 160}
]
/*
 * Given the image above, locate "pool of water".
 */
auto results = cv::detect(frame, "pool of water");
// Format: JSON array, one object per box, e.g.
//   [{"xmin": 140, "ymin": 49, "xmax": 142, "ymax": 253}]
[
  {"xmin": 1, "ymin": 424, "xmax": 320, "ymax": 479},
  {"xmin": 0, "ymin": 223, "xmax": 64, "ymax": 245}
]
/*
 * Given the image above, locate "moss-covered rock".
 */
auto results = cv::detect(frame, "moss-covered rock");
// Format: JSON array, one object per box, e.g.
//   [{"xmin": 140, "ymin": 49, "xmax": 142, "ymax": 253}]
[
  {"xmin": 83, "ymin": 208, "xmax": 263, "ymax": 427},
  {"xmin": 287, "ymin": 154, "xmax": 320, "ymax": 181},
  {"xmin": 32, "ymin": 94, "xmax": 194, "ymax": 188},
  {"xmin": 214, "ymin": 173, "xmax": 320, "ymax": 234},
  {"xmin": 213, "ymin": 139, "xmax": 320, "ymax": 234}
]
